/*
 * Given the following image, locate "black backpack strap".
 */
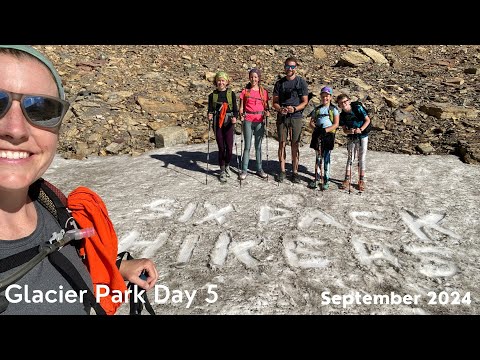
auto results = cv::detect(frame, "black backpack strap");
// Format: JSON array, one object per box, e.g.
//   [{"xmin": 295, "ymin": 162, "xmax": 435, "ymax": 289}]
[
  {"xmin": 117, "ymin": 251, "xmax": 156, "ymax": 315},
  {"xmin": 40, "ymin": 179, "xmax": 75, "ymax": 230},
  {"xmin": 128, "ymin": 279, "xmax": 156, "ymax": 316},
  {"xmin": 350, "ymin": 102, "xmax": 372, "ymax": 134},
  {"xmin": 351, "ymin": 102, "xmax": 365, "ymax": 121},
  {"xmin": 0, "ymin": 294, "xmax": 8, "ymax": 314},
  {"xmin": 0, "ymin": 179, "xmax": 75, "ymax": 277},
  {"xmin": 0, "ymin": 247, "xmax": 38, "ymax": 273},
  {"xmin": 0, "ymin": 240, "xmax": 107, "ymax": 315},
  {"xmin": 4, "ymin": 179, "xmax": 154, "ymax": 316},
  {"xmin": 28, "ymin": 179, "xmax": 106, "ymax": 315},
  {"xmin": 28, "ymin": 178, "xmax": 77, "ymax": 232},
  {"xmin": 48, "ymin": 251, "xmax": 107, "ymax": 315}
]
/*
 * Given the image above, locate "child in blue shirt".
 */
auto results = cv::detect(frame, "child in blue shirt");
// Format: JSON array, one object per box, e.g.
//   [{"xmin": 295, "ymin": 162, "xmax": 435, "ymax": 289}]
[{"xmin": 308, "ymin": 86, "xmax": 339, "ymax": 190}]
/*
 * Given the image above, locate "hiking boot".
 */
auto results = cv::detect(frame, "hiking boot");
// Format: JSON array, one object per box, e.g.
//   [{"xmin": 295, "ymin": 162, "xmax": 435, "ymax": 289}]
[
  {"xmin": 224, "ymin": 166, "xmax": 231, "ymax": 177},
  {"xmin": 291, "ymin": 172, "xmax": 301, "ymax": 184},
  {"xmin": 239, "ymin": 171, "xmax": 247, "ymax": 180},
  {"xmin": 358, "ymin": 180, "xmax": 365, "ymax": 192},
  {"xmin": 308, "ymin": 179, "xmax": 319, "ymax": 189},
  {"xmin": 277, "ymin": 171, "xmax": 286, "ymax": 183},
  {"xmin": 340, "ymin": 179, "xmax": 350, "ymax": 190},
  {"xmin": 256, "ymin": 170, "xmax": 268, "ymax": 179},
  {"xmin": 219, "ymin": 171, "xmax": 227, "ymax": 183}
]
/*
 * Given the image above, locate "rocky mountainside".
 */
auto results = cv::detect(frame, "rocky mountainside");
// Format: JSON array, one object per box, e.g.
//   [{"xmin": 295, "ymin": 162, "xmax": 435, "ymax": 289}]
[{"xmin": 36, "ymin": 45, "xmax": 480, "ymax": 164}]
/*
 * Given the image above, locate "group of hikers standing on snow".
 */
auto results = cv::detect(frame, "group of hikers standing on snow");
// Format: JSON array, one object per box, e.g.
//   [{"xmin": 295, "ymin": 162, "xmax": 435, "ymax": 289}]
[{"xmin": 207, "ymin": 56, "xmax": 372, "ymax": 192}]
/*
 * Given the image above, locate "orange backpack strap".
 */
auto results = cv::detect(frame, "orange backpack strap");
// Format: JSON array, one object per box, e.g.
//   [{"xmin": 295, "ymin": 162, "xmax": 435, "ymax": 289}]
[
  {"xmin": 67, "ymin": 187, "xmax": 127, "ymax": 315},
  {"xmin": 243, "ymin": 87, "xmax": 250, "ymax": 112},
  {"xmin": 259, "ymin": 85, "xmax": 268, "ymax": 110}
]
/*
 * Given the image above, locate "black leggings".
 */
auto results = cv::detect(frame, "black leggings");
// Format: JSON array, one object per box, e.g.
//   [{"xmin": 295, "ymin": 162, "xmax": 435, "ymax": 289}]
[{"xmin": 215, "ymin": 122, "xmax": 234, "ymax": 167}]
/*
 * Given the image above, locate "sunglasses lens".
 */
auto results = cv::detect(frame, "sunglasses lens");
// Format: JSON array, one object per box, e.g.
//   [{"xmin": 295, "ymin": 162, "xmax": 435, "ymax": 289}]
[
  {"xmin": 0, "ymin": 91, "xmax": 9, "ymax": 117},
  {"xmin": 22, "ymin": 95, "xmax": 65, "ymax": 127}
]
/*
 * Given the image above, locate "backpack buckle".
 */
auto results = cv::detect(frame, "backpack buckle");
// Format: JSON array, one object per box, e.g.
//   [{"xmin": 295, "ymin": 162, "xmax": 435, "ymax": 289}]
[{"xmin": 48, "ymin": 229, "xmax": 66, "ymax": 245}]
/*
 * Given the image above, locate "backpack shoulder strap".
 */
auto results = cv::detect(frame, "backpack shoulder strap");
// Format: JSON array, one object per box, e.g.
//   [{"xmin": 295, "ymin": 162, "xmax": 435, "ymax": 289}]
[
  {"xmin": 351, "ymin": 101, "xmax": 362, "ymax": 110},
  {"xmin": 329, "ymin": 104, "xmax": 338, "ymax": 133},
  {"xmin": 313, "ymin": 104, "xmax": 334, "ymax": 118},
  {"xmin": 49, "ymin": 250, "xmax": 107, "ymax": 315},
  {"xmin": 35, "ymin": 180, "xmax": 108, "ymax": 315},
  {"xmin": 214, "ymin": 89, "xmax": 233, "ymax": 110},
  {"xmin": 328, "ymin": 104, "xmax": 336, "ymax": 122},
  {"xmin": 351, "ymin": 102, "xmax": 366, "ymax": 121},
  {"xmin": 33, "ymin": 178, "xmax": 76, "ymax": 231},
  {"xmin": 244, "ymin": 84, "xmax": 251, "ymax": 98},
  {"xmin": 295, "ymin": 76, "xmax": 306, "ymax": 97},
  {"xmin": 279, "ymin": 76, "xmax": 288, "ymax": 97},
  {"xmin": 1, "ymin": 178, "xmax": 75, "ymax": 275},
  {"xmin": 242, "ymin": 86, "xmax": 250, "ymax": 112},
  {"xmin": 226, "ymin": 88, "xmax": 233, "ymax": 110},
  {"xmin": 259, "ymin": 85, "xmax": 268, "ymax": 110},
  {"xmin": 244, "ymin": 85, "xmax": 267, "ymax": 111},
  {"xmin": 0, "ymin": 179, "xmax": 107, "ymax": 315}
]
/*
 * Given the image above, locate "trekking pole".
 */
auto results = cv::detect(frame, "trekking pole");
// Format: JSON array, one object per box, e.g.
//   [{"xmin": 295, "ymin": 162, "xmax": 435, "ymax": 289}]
[
  {"xmin": 287, "ymin": 113, "xmax": 291, "ymax": 144},
  {"xmin": 234, "ymin": 126, "xmax": 242, "ymax": 188},
  {"xmin": 314, "ymin": 152, "xmax": 321, "ymax": 196},
  {"xmin": 357, "ymin": 138, "xmax": 361, "ymax": 193},
  {"xmin": 286, "ymin": 113, "xmax": 292, "ymax": 175},
  {"xmin": 265, "ymin": 115, "xmax": 269, "ymax": 181},
  {"xmin": 319, "ymin": 139, "xmax": 324, "ymax": 192},
  {"xmin": 349, "ymin": 139, "xmax": 355, "ymax": 195},
  {"xmin": 206, "ymin": 109, "xmax": 217, "ymax": 185},
  {"xmin": 206, "ymin": 115, "xmax": 211, "ymax": 185},
  {"xmin": 240, "ymin": 117, "xmax": 244, "ymax": 176}
]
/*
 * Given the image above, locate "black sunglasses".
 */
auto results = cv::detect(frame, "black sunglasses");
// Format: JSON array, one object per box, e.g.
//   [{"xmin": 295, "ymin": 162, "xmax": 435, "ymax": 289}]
[{"xmin": 0, "ymin": 89, "xmax": 70, "ymax": 128}]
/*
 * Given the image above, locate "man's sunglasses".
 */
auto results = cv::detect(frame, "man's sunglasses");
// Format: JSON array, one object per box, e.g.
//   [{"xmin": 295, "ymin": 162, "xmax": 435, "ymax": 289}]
[
  {"xmin": 0, "ymin": 89, "xmax": 70, "ymax": 128},
  {"xmin": 284, "ymin": 65, "xmax": 296, "ymax": 70}
]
